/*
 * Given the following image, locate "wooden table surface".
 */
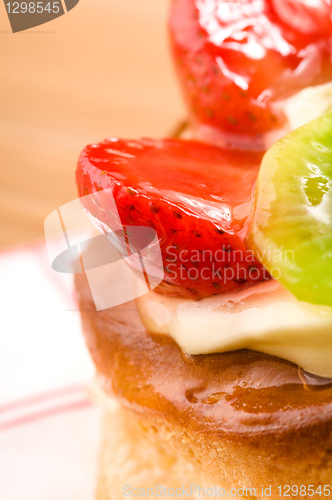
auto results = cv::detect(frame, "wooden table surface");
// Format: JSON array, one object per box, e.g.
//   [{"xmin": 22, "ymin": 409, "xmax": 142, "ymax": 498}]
[{"xmin": 0, "ymin": 0, "xmax": 185, "ymax": 248}]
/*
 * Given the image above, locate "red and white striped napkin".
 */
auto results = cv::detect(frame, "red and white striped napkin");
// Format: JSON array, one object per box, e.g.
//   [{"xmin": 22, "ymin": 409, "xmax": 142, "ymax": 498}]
[{"xmin": 0, "ymin": 239, "xmax": 99, "ymax": 500}]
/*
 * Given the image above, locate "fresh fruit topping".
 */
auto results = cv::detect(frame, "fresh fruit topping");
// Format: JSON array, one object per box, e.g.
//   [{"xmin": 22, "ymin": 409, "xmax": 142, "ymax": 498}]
[
  {"xmin": 76, "ymin": 138, "xmax": 268, "ymax": 298},
  {"xmin": 247, "ymin": 108, "xmax": 332, "ymax": 307},
  {"xmin": 271, "ymin": 0, "xmax": 332, "ymax": 37},
  {"xmin": 137, "ymin": 278, "xmax": 332, "ymax": 378},
  {"xmin": 169, "ymin": 0, "xmax": 332, "ymax": 146}
]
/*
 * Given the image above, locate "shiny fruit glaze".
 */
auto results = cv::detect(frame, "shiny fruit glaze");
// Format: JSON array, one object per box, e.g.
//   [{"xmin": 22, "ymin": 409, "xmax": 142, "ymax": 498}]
[
  {"xmin": 169, "ymin": 0, "xmax": 332, "ymax": 147},
  {"xmin": 76, "ymin": 138, "xmax": 268, "ymax": 298}
]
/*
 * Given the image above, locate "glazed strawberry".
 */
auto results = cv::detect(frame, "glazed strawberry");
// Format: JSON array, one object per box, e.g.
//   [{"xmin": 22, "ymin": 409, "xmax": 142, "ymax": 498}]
[
  {"xmin": 169, "ymin": 0, "xmax": 332, "ymax": 148},
  {"xmin": 76, "ymin": 138, "xmax": 268, "ymax": 298},
  {"xmin": 271, "ymin": 0, "xmax": 332, "ymax": 36}
]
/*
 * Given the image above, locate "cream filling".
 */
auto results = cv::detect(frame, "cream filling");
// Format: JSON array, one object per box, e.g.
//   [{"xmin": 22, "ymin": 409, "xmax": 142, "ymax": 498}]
[
  {"xmin": 136, "ymin": 279, "xmax": 332, "ymax": 378},
  {"xmin": 283, "ymin": 81, "xmax": 332, "ymax": 131},
  {"xmin": 265, "ymin": 81, "xmax": 332, "ymax": 147}
]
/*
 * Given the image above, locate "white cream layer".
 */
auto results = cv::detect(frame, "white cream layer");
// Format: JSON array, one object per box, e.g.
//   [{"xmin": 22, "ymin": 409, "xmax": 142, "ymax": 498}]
[
  {"xmin": 136, "ymin": 280, "xmax": 332, "ymax": 378},
  {"xmin": 265, "ymin": 81, "xmax": 332, "ymax": 147},
  {"xmin": 283, "ymin": 81, "xmax": 332, "ymax": 131}
]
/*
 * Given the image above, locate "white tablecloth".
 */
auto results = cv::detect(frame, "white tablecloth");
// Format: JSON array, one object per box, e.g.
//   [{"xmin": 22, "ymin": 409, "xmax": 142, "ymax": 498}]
[{"xmin": 0, "ymin": 239, "xmax": 99, "ymax": 500}]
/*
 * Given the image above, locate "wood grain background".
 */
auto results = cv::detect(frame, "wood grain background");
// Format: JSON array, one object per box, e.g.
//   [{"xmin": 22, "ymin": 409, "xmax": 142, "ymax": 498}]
[{"xmin": 0, "ymin": 0, "xmax": 186, "ymax": 247}]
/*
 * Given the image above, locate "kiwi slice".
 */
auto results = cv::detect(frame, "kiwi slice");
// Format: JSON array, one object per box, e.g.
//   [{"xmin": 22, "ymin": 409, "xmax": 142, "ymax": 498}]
[{"xmin": 247, "ymin": 108, "xmax": 332, "ymax": 306}]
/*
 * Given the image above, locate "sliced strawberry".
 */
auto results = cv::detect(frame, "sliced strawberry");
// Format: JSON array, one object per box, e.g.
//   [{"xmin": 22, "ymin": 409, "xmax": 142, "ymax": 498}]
[
  {"xmin": 76, "ymin": 138, "xmax": 268, "ymax": 298},
  {"xmin": 169, "ymin": 0, "xmax": 332, "ymax": 146},
  {"xmin": 270, "ymin": 0, "xmax": 332, "ymax": 37}
]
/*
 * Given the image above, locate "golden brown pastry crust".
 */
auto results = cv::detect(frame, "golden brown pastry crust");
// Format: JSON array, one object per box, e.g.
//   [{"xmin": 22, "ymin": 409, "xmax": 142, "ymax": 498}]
[
  {"xmin": 76, "ymin": 273, "xmax": 332, "ymax": 495},
  {"xmin": 96, "ymin": 398, "xmax": 223, "ymax": 500}
]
